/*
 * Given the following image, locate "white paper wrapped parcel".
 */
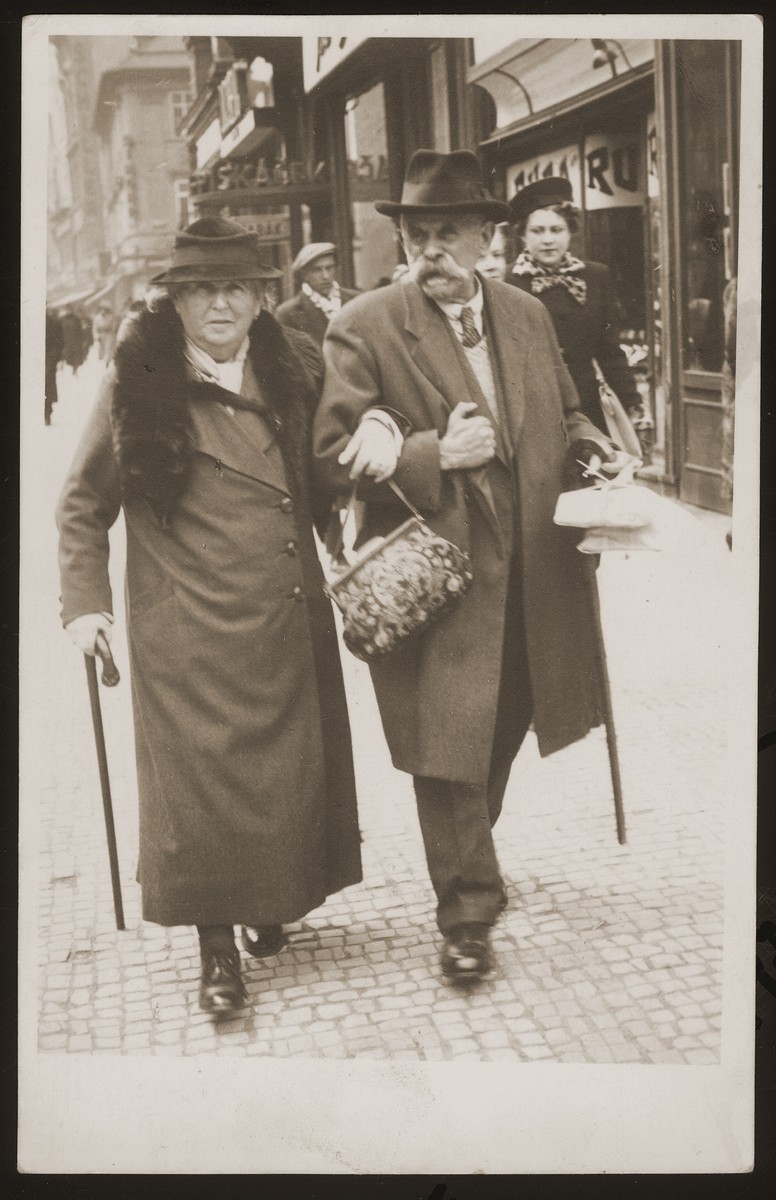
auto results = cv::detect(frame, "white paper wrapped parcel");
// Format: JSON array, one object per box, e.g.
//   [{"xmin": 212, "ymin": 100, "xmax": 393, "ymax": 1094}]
[{"xmin": 554, "ymin": 483, "xmax": 697, "ymax": 553}]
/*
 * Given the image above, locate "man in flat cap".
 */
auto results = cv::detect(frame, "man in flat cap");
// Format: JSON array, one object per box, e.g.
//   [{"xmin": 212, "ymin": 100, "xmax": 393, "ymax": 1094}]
[
  {"xmin": 314, "ymin": 150, "xmax": 632, "ymax": 984},
  {"xmin": 56, "ymin": 217, "xmax": 362, "ymax": 1020},
  {"xmin": 276, "ymin": 242, "xmax": 359, "ymax": 346}
]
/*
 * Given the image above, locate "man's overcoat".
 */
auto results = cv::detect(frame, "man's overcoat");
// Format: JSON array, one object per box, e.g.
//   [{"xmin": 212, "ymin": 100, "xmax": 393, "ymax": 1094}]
[
  {"xmin": 276, "ymin": 288, "xmax": 360, "ymax": 347},
  {"xmin": 57, "ymin": 302, "xmax": 361, "ymax": 927},
  {"xmin": 313, "ymin": 277, "xmax": 610, "ymax": 787}
]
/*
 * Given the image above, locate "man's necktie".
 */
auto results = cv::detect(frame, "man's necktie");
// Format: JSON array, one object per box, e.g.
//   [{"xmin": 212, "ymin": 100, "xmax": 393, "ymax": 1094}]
[{"xmin": 459, "ymin": 305, "xmax": 481, "ymax": 349}]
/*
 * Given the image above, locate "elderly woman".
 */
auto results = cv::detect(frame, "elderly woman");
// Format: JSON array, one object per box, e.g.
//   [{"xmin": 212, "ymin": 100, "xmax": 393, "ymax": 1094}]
[
  {"xmin": 56, "ymin": 218, "xmax": 361, "ymax": 1019},
  {"xmin": 507, "ymin": 177, "xmax": 648, "ymax": 437}
]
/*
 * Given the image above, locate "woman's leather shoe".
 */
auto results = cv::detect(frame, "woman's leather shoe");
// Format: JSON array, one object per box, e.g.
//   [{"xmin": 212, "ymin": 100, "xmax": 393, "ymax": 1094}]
[
  {"xmin": 441, "ymin": 923, "xmax": 492, "ymax": 982},
  {"xmin": 199, "ymin": 945, "xmax": 247, "ymax": 1017},
  {"xmin": 240, "ymin": 924, "xmax": 288, "ymax": 959}
]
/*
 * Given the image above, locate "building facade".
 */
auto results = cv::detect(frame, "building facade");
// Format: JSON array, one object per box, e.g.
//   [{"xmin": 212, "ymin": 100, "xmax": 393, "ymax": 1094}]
[
  {"xmin": 47, "ymin": 35, "xmax": 191, "ymax": 317},
  {"xmin": 92, "ymin": 35, "xmax": 191, "ymax": 312},
  {"xmin": 47, "ymin": 35, "xmax": 128, "ymax": 307}
]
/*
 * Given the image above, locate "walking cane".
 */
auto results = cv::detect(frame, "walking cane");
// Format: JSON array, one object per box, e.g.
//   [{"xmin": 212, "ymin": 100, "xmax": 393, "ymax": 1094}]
[
  {"xmin": 584, "ymin": 558, "xmax": 627, "ymax": 845},
  {"xmin": 84, "ymin": 632, "xmax": 125, "ymax": 929}
]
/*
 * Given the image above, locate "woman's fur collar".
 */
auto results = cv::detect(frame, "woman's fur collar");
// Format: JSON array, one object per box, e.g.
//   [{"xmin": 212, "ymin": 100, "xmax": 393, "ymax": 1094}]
[{"xmin": 111, "ymin": 298, "xmax": 321, "ymax": 525}]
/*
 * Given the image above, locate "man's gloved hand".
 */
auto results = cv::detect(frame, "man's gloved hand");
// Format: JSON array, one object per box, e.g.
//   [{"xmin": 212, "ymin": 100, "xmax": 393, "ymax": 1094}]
[{"xmin": 65, "ymin": 612, "xmax": 113, "ymax": 656}]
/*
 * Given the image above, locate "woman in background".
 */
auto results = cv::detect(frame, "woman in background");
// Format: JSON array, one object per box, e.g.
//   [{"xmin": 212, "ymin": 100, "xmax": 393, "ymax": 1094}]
[{"xmin": 508, "ymin": 177, "xmax": 649, "ymax": 438}]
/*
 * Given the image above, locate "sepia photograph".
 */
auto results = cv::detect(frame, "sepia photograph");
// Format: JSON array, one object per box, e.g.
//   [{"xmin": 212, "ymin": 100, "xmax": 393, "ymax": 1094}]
[{"xmin": 19, "ymin": 13, "xmax": 761, "ymax": 1175}]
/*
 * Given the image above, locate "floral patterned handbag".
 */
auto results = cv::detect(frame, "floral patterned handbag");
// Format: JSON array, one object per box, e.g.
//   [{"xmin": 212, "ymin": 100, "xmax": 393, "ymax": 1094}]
[{"xmin": 325, "ymin": 480, "xmax": 473, "ymax": 663}]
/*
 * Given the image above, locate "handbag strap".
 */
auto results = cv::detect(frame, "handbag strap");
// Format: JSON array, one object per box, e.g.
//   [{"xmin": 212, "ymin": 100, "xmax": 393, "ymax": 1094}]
[{"xmin": 329, "ymin": 477, "xmax": 425, "ymax": 562}]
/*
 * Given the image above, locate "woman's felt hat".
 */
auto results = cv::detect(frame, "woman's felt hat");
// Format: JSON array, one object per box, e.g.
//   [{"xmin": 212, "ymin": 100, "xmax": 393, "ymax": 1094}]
[
  {"xmin": 508, "ymin": 176, "xmax": 575, "ymax": 225},
  {"xmin": 150, "ymin": 217, "xmax": 283, "ymax": 285},
  {"xmin": 375, "ymin": 150, "xmax": 512, "ymax": 221}
]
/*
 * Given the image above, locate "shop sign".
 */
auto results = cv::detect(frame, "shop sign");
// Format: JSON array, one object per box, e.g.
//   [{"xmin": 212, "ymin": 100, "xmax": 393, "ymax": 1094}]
[
  {"xmin": 230, "ymin": 213, "xmax": 291, "ymax": 242},
  {"xmin": 195, "ymin": 119, "xmax": 222, "ymax": 169},
  {"xmin": 506, "ymin": 145, "xmax": 583, "ymax": 208},
  {"xmin": 584, "ymin": 133, "xmax": 644, "ymax": 209},
  {"xmin": 218, "ymin": 62, "xmax": 249, "ymax": 133},
  {"xmin": 220, "ymin": 107, "xmax": 277, "ymax": 160},
  {"xmin": 303, "ymin": 35, "xmax": 368, "ymax": 91},
  {"xmin": 190, "ymin": 158, "xmax": 328, "ymax": 196}
]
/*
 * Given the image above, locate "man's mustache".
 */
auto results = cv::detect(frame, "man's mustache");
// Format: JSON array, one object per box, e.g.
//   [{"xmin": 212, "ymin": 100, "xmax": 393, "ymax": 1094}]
[{"xmin": 408, "ymin": 254, "xmax": 470, "ymax": 285}]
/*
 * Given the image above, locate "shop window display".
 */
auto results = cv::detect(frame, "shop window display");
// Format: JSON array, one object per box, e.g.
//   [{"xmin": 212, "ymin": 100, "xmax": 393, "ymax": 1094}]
[{"xmin": 343, "ymin": 81, "xmax": 397, "ymax": 290}]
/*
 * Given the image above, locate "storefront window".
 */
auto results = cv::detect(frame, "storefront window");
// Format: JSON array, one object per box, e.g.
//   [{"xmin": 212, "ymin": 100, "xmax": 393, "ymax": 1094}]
[
  {"xmin": 344, "ymin": 81, "xmax": 397, "ymax": 290},
  {"xmin": 676, "ymin": 41, "xmax": 732, "ymax": 373}
]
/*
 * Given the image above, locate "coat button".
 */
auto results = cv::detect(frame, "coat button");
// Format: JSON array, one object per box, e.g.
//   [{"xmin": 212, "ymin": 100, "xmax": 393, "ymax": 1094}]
[
  {"xmin": 285, "ymin": 541, "xmax": 298, "ymax": 556},
  {"xmin": 280, "ymin": 497, "xmax": 293, "ymax": 513},
  {"xmin": 292, "ymin": 586, "xmax": 305, "ymax": 602}
]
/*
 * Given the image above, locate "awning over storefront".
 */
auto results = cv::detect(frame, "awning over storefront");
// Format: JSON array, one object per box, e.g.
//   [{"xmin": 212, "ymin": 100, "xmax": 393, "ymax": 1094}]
[
  {"xmin": 47, "ymin": 283, "xmax": 99, "ymax": 310},
  {"xmin": 48, "ymin": 279, "xmax": 118, "ymax": 313},
  {"xmin": 468, "ymin": 37, "xmax": 654, "ymax": 136}
]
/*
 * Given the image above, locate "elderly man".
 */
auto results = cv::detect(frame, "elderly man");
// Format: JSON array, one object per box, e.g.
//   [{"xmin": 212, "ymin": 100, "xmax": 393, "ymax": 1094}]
[
  {"xmin": 314, "ymin": 150, "xmax": 630, "ymax": 983},
  {"xmin": 56, "ymin": 217, "xmax": 361, "ymax": 1019},
  {"xmin": 276, "ymin": 242, "xmax": 359, "ymax": 346}
]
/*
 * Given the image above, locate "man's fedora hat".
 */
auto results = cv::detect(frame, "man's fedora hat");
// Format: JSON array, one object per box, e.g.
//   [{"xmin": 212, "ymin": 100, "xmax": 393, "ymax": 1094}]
[
  {"xmin": 151, "ymin": 217, "xmax": 283, "ymax": 285},
  {"xmin": 292, "ymin": 242, "xmax": 337, "ymax": 275},
  {"xmin": 508, "ymin": 176, "xmax": 575, "ymax": 225},
  {"xmin": 375, "ymin": 150, "xmax": 512, "ymax": 221}
]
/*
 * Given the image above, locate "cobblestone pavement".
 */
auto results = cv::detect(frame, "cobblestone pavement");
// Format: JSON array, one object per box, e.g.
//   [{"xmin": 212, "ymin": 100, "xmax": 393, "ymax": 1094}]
[{"xmin": 29, "ymin": 354, "xmax": 732, "ymax": 1062}]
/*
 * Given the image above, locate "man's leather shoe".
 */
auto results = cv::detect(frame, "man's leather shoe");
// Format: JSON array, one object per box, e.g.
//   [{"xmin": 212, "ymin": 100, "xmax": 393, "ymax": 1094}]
[
  {"xmin": 240, "ymin": 924, "xmax": 288, "ymax": 959},
  {"xmin": 441, "ymin": 923, "xmax": 492, "ymax": 982},
  {"xmin": 199, "ymin": 945, "xmax": 247, "ymax": 1017}
]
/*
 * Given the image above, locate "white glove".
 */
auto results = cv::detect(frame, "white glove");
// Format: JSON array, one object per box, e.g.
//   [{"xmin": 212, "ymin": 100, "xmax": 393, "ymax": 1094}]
[
  {"xmin": 65, "ymin": 612, "xmax": 114, "ymax": 656},
  {"xmin": 338, "ymin": 414, "xmax": 402, "ymax": 482}
]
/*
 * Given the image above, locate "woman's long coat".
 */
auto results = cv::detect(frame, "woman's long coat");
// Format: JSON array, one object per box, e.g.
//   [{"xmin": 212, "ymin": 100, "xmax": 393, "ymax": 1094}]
[
  {"xmin": 313, "ymin": 277, "xmax": 613, "ymax": 788},
  {"xmin": 56, "ymin": 303, "xmax": 361, "ymax": 927},
  {"xmin": 509, "ymin": 260, "xmax": 640, "ymax": 429}
]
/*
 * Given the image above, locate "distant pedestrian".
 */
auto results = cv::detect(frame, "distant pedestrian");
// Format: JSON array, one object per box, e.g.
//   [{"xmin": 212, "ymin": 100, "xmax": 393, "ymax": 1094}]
[
  {"xmin": 276, "ymin": 242, "xmax": 359, "ymax": 347},
  {"xmin": 45, "ymin": 308, "xmax": 63, "ymax": 425},
  {"xmin": 76, "ymin": 306, "xmax": 93, "ymax": 363},
  {"xmin": 60, "ymin": 308, "xmax": 86, "ymax": 376},
  {"xmin": 507, "ymin": 177, "xmax": 651, "ymax": 441},
  {"xmin": 92, "ymin": 303, "xmax": 117, "ymax": 362},
  {"xmin": 56, "ymin": 218, "xmax": 362, "ymax": 1019}
]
